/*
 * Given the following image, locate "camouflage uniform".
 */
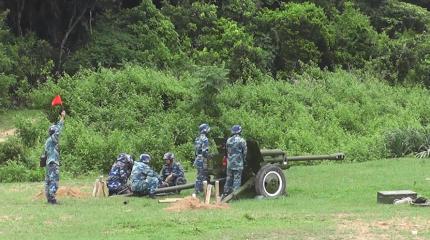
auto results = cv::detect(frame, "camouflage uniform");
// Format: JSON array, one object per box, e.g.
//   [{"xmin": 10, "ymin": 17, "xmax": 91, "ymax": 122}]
[
  {"xmin": 107, "ymin": 154, "xmax": 133, "ymax": 196},
  {"xmin": 130, "ymin": 161, "xmax": 159, "ymax": 196},
  {"xmin": 194, "ymin": 133, "xmax": 209, "ymax": 193},
  {"xmin": 160, "ymin": 162, "xmax": 186, "ymax": 187},
  {"xmin": 44, "ymin": 120, "xmax": 64, "ymax": 203},
  {"xmin": 223, "ymin": 134, "xmax": 247, "ymax": 195}
]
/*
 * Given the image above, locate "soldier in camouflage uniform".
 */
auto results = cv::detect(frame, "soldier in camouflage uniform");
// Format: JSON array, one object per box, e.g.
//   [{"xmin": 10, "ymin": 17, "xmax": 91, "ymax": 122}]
[
  {"xmin": 159, "ymin": 152, "xmax": 186, "ymax": 188},
  {"xmin": 193, "ymin": 123, "xmax": 210, "ymax": 194},
  {"xmin": 107, "ymin": 153, "xmax": 134, "ymax": 196},
  {"xmin": 44, "ymin": 110, "xmax": 66, "ymax": 204},
  {"xmin": 223, "ymin": 125, "xmax": 247, "ymax": 196},
  {"xmin": 130, "ymin": 153, "xmax": 159, "ymax": 198}
]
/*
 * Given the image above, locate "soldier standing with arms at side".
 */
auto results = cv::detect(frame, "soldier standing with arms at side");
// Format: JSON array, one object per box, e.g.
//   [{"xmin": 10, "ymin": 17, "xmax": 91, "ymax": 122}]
[
  {"xmin": 44, "ymin": 110, "xmax": 66, "ymax": 204},
  {"xmin": 194, "ymin": 123, "xmax": 210, "ymax": 195},
  {"xmin": 222, "ymin": 125, "xmax": 247, "ymax": 197}
]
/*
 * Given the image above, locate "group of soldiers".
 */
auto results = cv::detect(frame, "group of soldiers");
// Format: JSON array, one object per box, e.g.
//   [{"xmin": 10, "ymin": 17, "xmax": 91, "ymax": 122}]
[
  {"xmin": 194, "ymin": 123, "xmax": 248, "ymax": 198},
  {"xmin": 106, "ymin": 151, "xmax": 186, "ymax": 198},
  {"xmin": 43, "ymin": 110, "xmax": 247, "ymax": 204}
]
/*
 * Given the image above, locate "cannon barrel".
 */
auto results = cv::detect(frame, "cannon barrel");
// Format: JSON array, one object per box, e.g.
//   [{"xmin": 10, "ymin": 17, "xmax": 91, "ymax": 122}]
[
  {"xmin": 287, "ymin": 152, "xmax": 345, "ymax": 161},
  {"xmin": 154, "ymin": 182, "xmax": 195, "ymax": 194},
  {"xmin": 154, "ymin": 178, "xmax": 226, "ymax": 194},
  {"xmin": 260, "ymin": 149, "xmax": 285, "ymax": 156}
]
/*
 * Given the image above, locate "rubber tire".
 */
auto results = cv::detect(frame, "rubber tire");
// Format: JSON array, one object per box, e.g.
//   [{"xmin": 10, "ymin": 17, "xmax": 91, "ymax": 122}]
[{"xmin": 255, "ymin": 164, "xmax": 286, "ymax": 198}]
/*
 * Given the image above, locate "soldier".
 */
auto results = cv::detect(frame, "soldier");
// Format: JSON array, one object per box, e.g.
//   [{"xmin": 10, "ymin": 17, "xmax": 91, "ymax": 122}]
[
  {"xmin": 130, "ymin": 153, "xmax": 159, "ymax": 198},
  {"xmin": 107, "ymin": 153, "xmax": 134, "ymax": 196},
  {"xmin": 193, "ymin": 123, "xmax": 210, "ymax": 194},
  {"xmin": 44, "ymin": 110, "xmax": 66, "ymax": 204},
  {"xmin": 223, "ymin": 125, "xmax": 247, "ymax": 197},
  {"xmin": 159, "ymin": 152, "xmax": 186, "ymax": 188}
]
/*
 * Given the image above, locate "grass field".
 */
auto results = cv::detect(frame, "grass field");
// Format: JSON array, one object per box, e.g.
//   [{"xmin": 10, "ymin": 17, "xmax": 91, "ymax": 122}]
[{"xmin": 0, "ymin": 158, "xmax": 429, "ymax": 240}]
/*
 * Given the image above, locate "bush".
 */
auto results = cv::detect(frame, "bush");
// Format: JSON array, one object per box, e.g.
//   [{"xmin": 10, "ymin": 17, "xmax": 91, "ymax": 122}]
[
  {"xmin": 0, "ymin": 137, "xmax": 30, "ymax": 166},
  {"xmin": 15, "ymin": 117, "xmax": 49, "ymax": 147},
  {"xmin": 384, "ymin": 128, "xmax": 430, "ymax": 157},
  {"xmin": 0, "ymin": 161, "xmax": 44, "ymax": 183}
]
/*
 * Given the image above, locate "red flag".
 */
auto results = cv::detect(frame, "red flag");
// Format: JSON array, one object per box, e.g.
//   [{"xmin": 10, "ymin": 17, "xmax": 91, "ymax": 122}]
[{"xmin": 51, "ymin": 95, "xmax": 63, "ymax": 106}]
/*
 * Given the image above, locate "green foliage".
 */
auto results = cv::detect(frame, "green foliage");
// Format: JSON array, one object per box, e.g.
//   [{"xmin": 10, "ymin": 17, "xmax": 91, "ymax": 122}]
[
  {"xmin": 15, "ymin": 117, "xmax": 49, "ymax": 147},
  {"xmin": 384, "ymin": 127, "xmax": 430, "ymax": 157},
  {"xmin": 29, "ymin": 66, "xmax": 199, "ymax": 175},
  {"xmin": 0, "ymin": 137, "xmax": 28, "ymax": 166},
  {"xmin": 332, "ymin": 2, "xmax": 381, "ymax": 69},
  {"xmin": 218, "ymin": 65, "xmax": 430, "ymax": 160},
  {"xmin": 376, "ymin": 0, "xmax": 430, "ymax": 37},
  {"xmin": 0, "ymin": 161, "xmax": 44, "ymax": 183},
  {"xmin": 64, "ymin": 0, "xmax": 184, "ymax": 73},
  {"xmin": 256, "ymin": 2, "xmax": 333, "ymax": 74},
  {"xmin": 194, "ymin": 65, "xmax": 228, "ymax": 118}
]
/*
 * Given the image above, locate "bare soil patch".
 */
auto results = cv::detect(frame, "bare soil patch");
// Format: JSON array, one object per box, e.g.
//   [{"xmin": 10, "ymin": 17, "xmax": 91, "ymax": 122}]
[
  {"xmin": 0, "ymin": 128, "xmax": 16, "ymax": 143},
  {"xmin": 164, "ymin": 196, "xmax": 229, "ymax": 212},
  {"xmin": 33, "ymin": 186, "xmax": 90, "ymax": 200}
]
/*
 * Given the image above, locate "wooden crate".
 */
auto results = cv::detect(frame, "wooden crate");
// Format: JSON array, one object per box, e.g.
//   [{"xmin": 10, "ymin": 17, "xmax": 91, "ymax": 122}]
[{"xmin": 377, "ymin": 190, "xmax": 417, "ymax": 204}]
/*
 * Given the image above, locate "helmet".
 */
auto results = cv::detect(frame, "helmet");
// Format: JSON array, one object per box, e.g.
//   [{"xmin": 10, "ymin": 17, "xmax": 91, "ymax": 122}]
[
  {"xmin": 48, "ymin": 125, "xmax": 57, "ymax": 136},
  {"xmin": 139, "ymin": 153, "xmax": 151, "ymax": 163},
  {"xmin": 231, "ymin": 125, "xmax": 242, "ymax": 134},
  {"xmin": 199, "ymin": 123, "xmax": 210, "ymax": 134},
  {"xmin": 163, "ymin": 152, "xmax": 175, "ymax": 161},
  {"xmin": 117, "ymin": 153, "xmax": 133, "ymax": 164}
]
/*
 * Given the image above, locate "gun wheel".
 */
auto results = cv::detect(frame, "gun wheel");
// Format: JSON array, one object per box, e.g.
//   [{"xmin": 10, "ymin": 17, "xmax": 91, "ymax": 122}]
[{"xmin": 255, "ymin": 164, "xmax": 286, "ymax": 198}]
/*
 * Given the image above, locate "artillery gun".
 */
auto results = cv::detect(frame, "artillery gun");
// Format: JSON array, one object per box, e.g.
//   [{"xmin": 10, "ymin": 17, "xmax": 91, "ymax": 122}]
[{"xmin": 155, "ymin": 138, "xmax": 344, "ymax": 201}]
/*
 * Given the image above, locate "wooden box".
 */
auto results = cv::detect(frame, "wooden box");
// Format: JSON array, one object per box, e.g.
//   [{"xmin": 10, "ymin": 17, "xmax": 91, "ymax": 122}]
[{"xmin": 377, "ymin": 190, "xmax": 417, "ymax": 204}]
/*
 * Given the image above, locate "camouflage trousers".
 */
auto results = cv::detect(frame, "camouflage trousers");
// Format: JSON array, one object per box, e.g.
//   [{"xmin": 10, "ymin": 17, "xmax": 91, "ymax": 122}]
[
  {"xmin": 223, "ymin": 168, "xmax": 242, "ymax": 195},
  {"xmin": 131, "ymin": 176, "xmax": 159, "ymax": 195},
  {"xmin": 194, "ymin": 158, "xmax": 208, "ymax": 194},
  {"xmin": 45, "ymin": 163, "xmax": 59, "ymax": 202},
  {"xmin": 160, "ymin": 176, "xmax": 187, "ymax": 188},
  {"xmin": 107, "ymin": 181, "xmax": 130, "ymax": 196}
]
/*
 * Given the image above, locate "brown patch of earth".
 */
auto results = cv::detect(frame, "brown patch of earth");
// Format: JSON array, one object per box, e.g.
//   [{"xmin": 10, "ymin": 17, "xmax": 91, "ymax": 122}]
[
  {"xmin": 33, "ymin": 186, "xmax": 90, "ymax": 200},
  {"xmin": 164, "ymin": 196, "xmax": 229, "ymax": 212},
  {"xmin": 0, "ymin": 128, "xmax": 16, "ymax": 143}
]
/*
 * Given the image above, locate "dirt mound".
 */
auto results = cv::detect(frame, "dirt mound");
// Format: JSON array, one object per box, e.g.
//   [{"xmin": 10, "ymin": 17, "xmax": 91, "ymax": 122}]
[
  {"xmin": 164, "ymin": 196, "xmax": 229, "ymax": 212},
  {"xmin": 33, "ymin": 186, "xmax": 90, "ymax": 200},
  {"xmin": 0, "ymin": 128, "xmax": 16, "ymax": 143}
]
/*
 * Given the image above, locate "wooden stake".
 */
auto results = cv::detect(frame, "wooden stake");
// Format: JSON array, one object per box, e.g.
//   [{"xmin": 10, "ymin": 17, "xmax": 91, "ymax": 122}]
[
  {"xmin": 158, "ymin": 198, "xmax": 183, "ymax": 203},
  {"xmin": 92, "ymin": 179, "xmax": 99, "ymax": 197},
  {"xmin": 203, "ymin": 180, "xmax": 208, "ymax": 198},
  {"xmin": 215, "ymin": 180, "xmax": 220, "ymax": 198},
  {"xmin": 205, "ymin": 184, "xmax": 212, "ymax": 204},
  {"xmin": 215, "ymin": 180, "xmax": 220, "ymax": 204}
]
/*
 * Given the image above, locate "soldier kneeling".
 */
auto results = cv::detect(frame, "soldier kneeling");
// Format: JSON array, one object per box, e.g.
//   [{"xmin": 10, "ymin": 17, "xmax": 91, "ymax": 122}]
[
  {"xmin": 159, "ymin": 152, "xmax": 187, "ymax": 188},
  {"xmin": 130, "ymin": 154, "xmax": 159, "ymax": 198},
  {"xmin": 107, "ymin": 153, "xmax": 134, "ymax": 196}
]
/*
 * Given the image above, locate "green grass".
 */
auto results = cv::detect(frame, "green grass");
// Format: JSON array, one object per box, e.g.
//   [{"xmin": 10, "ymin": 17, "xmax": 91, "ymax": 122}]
[
  {"xmin": 0, "ymin": 158, "xmax": 429, "ymax": 240},
  {"xmin": 0, "ymin": 109, "xmax": 43, "ymax": 131}
]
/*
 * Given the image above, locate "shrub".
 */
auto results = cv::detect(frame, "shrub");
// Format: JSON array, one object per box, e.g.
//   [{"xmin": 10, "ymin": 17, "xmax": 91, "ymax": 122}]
[{"xmin": 0, "ymin": 161, "xmax": 44, "ymax": 183}]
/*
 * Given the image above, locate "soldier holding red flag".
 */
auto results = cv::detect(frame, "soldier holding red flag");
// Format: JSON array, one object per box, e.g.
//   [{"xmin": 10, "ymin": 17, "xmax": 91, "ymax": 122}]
[{"xmin": 44, "ymin": 95, "xmax": 66, "ymax": 204}]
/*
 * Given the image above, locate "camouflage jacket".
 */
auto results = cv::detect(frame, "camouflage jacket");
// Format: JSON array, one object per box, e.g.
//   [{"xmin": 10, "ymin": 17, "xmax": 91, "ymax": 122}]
[
  {"xmin": 44, "ymin": 120, "xmax": 64, "ymax": 165},
  {"xmin": 107, "ymin": 161, "xmax": 132, "ymax": 190},
  {"xmin": 131, "ymin": 162, "xmax": 159, "ymax": 183},
  {"xmin": 226, "ymin": 134, "xmax": 247, "ymax": 170},
  {"xmin": 160, "ymin": 162, "xmax": 185, "ymax": 180},
  {"xmin": 194, "ymin": 134, "xmax": 209, "ymax": 159}
]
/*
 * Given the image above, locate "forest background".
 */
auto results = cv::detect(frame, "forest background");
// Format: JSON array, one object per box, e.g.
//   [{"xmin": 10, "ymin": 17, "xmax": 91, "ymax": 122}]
[{"xmin": 0, "ymin": 0, "xmax": 430, "ymax": 182}]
